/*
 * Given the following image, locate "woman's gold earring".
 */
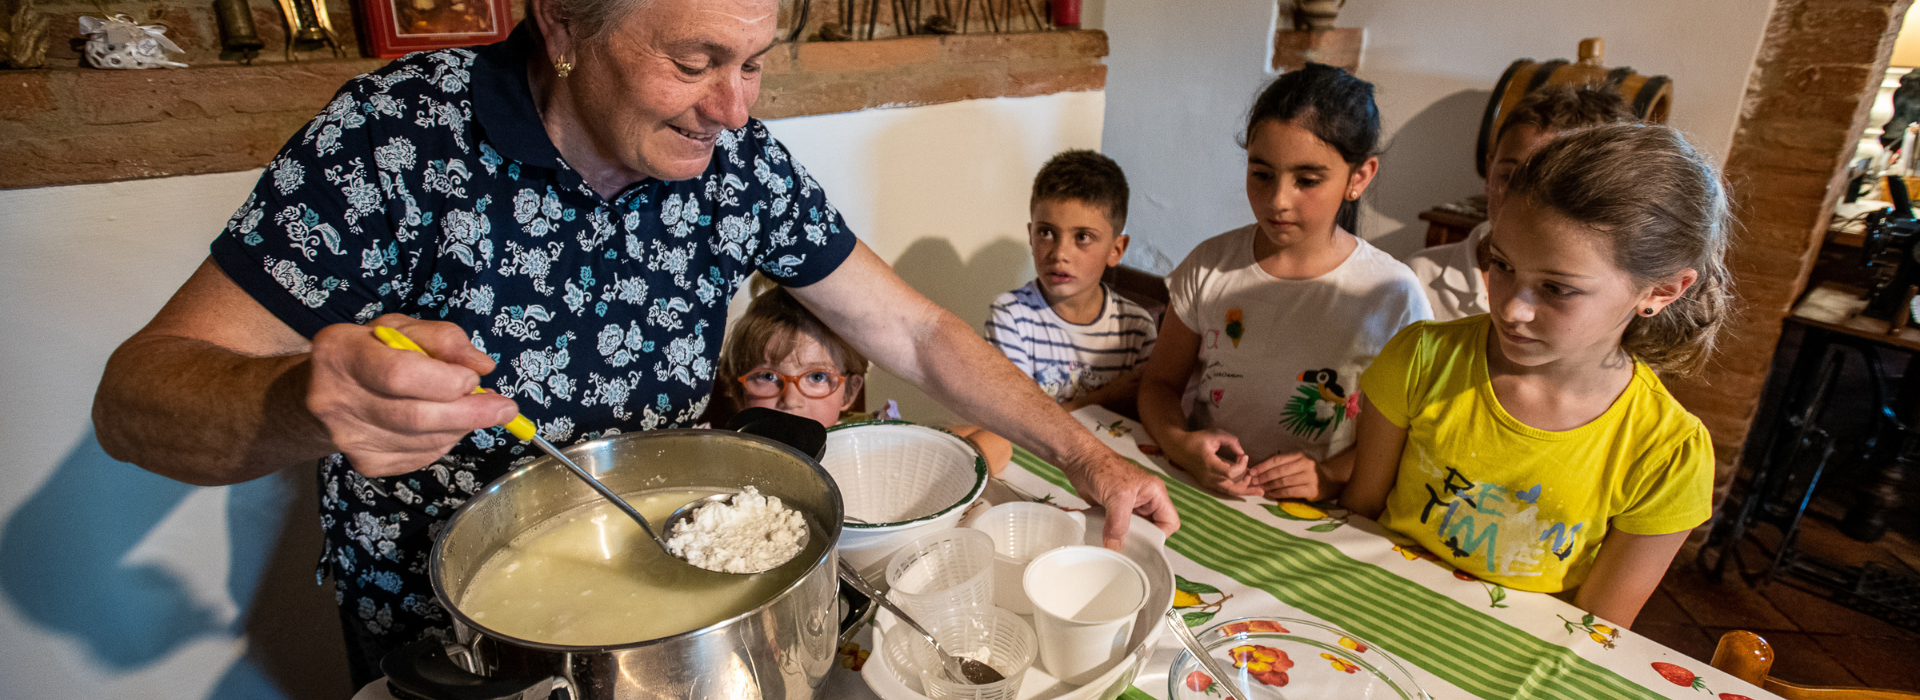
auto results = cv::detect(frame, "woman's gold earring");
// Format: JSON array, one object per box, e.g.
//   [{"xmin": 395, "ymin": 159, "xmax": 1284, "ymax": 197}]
[{"xmin": 555, "ymin": 57, "xmax": 574, "ymax": 78}]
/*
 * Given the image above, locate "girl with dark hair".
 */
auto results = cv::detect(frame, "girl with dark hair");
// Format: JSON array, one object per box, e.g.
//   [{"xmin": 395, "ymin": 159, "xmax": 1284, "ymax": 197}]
[
  {"xmin": 1340, "ymin": 123, "xmax": 1731, "ymax": 627},
  {"xmin": 1138, "ymin": 63, "xmax": 1432, "ymax": 501}
]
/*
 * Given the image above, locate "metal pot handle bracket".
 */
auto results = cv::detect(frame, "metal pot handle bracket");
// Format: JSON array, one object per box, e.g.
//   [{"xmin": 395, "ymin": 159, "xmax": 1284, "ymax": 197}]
[{"xmin": 382, "ymin": 637, "xmax": 575, "ymax": 700}]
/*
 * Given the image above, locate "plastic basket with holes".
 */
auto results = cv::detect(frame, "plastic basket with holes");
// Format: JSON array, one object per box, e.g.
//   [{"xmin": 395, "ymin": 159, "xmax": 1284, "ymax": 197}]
[{"xmin": 823, "ymin": 421, "xmax": 989, "ymax": 577}]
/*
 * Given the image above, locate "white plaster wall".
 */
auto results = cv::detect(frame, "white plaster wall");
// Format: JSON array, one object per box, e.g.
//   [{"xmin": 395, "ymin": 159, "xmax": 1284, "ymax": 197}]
[
  {"xmin": 0, "ymin": 90, "xmax": 1098, "ymax": 699},
  {"xmin": 1100, "ymin": 0, "xmax": 1775, "ymax": 268}
]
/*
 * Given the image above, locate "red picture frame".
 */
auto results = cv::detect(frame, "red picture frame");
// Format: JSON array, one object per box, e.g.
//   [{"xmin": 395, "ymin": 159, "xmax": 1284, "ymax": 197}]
[{"xmin": 357, "ymin": 0, "xmax": 513, "ymax": 58}]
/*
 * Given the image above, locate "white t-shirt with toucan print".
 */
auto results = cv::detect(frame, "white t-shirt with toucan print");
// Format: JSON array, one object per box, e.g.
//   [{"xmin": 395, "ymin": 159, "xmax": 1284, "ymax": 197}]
[{"xmin": 1169, "ymin": 225, "xmax": 1431, "ymax": 462}]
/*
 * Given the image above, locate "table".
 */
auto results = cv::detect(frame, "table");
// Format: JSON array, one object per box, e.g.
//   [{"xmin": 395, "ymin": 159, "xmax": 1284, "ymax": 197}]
[
  {"xmin": 828, "ymin": 406, "xmax": 1782, "ymax": 700},
  {"xmin": 356, "ymin": 406, "xmax": 1783, "ymax": 700}
]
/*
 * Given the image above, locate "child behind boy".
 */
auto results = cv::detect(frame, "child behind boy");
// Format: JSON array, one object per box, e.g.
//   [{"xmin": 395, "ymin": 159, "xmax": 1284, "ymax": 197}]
[
  {"xmin": 1342, "ymin": 124, "xmax": 1733, "ymax": 627},
  {"xmin": 1406, "ymin": 86, "xmax": 1635, "ymax": 320},
  {"xmin": 987, "ymin": 150, "xmax": 1158, "ymax": 414},
  {"xmin": 718, "ymin": 282, "xmax": 1012, "ymax": 472}
]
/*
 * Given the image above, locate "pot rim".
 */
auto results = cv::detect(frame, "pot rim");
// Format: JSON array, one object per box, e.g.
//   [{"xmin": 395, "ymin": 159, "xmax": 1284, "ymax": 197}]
[{"xmin": 428, "ymin": 428, "xmax": 844, "ymax": 653}]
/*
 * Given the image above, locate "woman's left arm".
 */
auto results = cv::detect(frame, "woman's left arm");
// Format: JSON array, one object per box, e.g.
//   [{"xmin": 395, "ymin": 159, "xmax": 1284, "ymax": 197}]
[
  {"xmin": 1572, "ymin": 528, "xmax": 1690, "ymax": 629},
  {"xmin": 788, "ymin": 242, "xmax": 1178, "ymax": 546}
]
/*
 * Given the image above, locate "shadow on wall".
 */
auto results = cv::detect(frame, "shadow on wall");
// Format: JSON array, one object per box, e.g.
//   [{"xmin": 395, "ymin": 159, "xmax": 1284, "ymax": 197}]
[
  {"xmin": 0, "ymin": 431, "xmax": 348, "ymax": 700},
  {"xmin": 1367, "ymin": 88, "xmax": 1491, "ymax": 256}
]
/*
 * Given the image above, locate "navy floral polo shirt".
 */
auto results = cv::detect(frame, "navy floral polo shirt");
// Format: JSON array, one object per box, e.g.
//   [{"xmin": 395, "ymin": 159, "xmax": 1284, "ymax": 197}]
[{"xmin": 209, "ymin": 23, "xmax": 856, "ymax": 676}]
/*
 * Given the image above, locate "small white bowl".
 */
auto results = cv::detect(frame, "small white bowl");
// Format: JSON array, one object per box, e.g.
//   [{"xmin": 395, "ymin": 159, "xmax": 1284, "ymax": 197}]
[{"xmin": 823, "ymin": 422, "xmax": 988, "ymax": 579}]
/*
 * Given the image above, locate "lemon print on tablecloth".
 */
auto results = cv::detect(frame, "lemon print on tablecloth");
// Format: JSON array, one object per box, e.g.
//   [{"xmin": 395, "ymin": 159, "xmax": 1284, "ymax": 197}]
[
  {"xmin": 1560, "ymin": 613, "xmax": 1620, "ymax": 649},
  {"xmin": 1173, "ymin": 575, "xmax": 1233, "ymax": 627},
  {"xmin": 1263, "ymin": 500, "xmax": 1346, "ymax": 532}
]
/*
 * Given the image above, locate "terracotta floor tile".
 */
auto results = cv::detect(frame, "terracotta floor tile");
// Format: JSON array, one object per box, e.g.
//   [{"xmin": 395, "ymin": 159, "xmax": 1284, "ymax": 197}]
[
  {"xmin": 1708, "ymin": 629, "xmax": 1862, "ymax": 687},
  {"xmin": 1811, "ymin": 632, "xmax": 1920, "ymax": 691},
  {"xmin": 1635, "ymin": 587, "xmax": 1695, "ymax": 627},
  {"xmin": 1757, "ymin": 581, "xmax": 1915, "ymax": 638},
  {"xmin": 1662, "ymin": 558, "xmax": 1796, "ymax": 630},
  {"xmin": 1791, "ymin": 514, "xmax": 1911, "ymax": 570},
  {"xmin": 1634, "ymin": 622, "xmax": 1716, "ymax": 663}
]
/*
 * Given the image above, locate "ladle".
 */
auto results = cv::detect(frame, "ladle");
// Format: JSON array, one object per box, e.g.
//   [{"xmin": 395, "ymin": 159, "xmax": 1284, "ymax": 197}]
[
  {"xmin": 373, "ymin": 326, "xmax": 779, "ymax": 574},
  {"xmin": 835, "ymin": 558, "xmax": 1006, "ymax": 686}
]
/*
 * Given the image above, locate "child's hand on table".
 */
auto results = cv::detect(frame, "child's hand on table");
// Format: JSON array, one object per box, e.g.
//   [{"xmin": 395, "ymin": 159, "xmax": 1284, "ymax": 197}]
[
  {"xmin": 1165, "ymin": 428, "xmax": 1263, "ymax": 497},
  {"xmin": 1251, "ymin": 452, "xmax": 1330, "ymax": 501}
]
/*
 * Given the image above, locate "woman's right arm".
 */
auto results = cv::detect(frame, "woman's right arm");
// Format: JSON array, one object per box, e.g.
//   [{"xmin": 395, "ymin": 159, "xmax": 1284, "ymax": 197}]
[
  {"xmin": 92, "ymin": 258, "xmax": 516, "ymax": 486},
  {"xmin": 1137, "ymin": 312, "xmax": 1260, "ymax": 496},
  {"xmin": 1338, "ymin": 395, "xmax": 1406, "ymax": 519}
]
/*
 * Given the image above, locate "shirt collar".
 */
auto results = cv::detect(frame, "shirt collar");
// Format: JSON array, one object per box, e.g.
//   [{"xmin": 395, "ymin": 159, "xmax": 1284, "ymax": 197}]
[{"xmin": 471, "ymin": 21, "xmax": 568, "ymax": 170}]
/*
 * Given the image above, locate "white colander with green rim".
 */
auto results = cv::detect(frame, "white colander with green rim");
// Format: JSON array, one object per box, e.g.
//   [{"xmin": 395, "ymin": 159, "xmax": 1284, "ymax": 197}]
[{"xmin": 823, "ymin": 421, "xmax": 988, "ymax": 577}]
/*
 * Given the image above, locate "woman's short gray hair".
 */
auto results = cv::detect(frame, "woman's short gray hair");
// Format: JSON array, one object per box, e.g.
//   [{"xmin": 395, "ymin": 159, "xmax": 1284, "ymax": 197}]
[{"xmin": 542, "ymin": 0, "xmax": 654, "ymax": 46}]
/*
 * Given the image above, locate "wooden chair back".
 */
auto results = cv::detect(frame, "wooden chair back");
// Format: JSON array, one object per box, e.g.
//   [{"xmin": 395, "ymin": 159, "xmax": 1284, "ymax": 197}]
[{"xmin": 1712, "ymin": 630, "xmax": 1920, "ymax": 700}]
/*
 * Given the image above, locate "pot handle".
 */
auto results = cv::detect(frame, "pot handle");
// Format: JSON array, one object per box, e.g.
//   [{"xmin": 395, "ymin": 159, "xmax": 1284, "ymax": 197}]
[
  {"xmin": 382, "ymin": 638, "xmax": 573, "ymax": 700},
  {"xmin": 727, "ymin": 407, "xmax": 828, "ymax": 460},
  {"xmin": 838, "ymin": 574, "xmax": 874, "ymax": 638}
]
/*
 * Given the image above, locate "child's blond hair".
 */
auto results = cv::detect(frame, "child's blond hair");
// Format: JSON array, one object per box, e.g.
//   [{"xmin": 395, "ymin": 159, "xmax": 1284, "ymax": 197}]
[{"xmin": 1504, "ymin": 123, "xmax": 1736, "ymax": 376}]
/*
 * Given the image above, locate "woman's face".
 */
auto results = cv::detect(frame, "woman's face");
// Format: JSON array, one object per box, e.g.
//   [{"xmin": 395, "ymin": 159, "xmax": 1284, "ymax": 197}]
[
  {"xmin": 740, "ymin": 332, "xmax": 861, "ymax": 428},
  {"xmin": 1484, "ymin": 199, "xmax": 1656, "ymax": 369},
  {"xmin": 560, "ymin": 0, "xmax": 778, "ymax": 181},
  {"xmin": 1244, "ymin": 119, "xmax": 1375, "ymax": 247}
]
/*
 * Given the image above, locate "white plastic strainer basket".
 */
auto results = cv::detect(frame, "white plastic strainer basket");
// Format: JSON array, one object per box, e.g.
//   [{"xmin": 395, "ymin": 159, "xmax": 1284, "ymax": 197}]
[{"xmin": 822, "ymin": 422, "xmax": 987, "ymax": 529}]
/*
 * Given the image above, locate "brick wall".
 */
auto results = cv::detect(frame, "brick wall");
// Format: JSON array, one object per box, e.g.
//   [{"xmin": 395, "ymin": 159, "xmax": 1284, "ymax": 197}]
[
  {"xmin": 0, "ymin": 0, "xmax": 1105, "ymax": 189},
  {"xmin": 1663, "ymin": 0, "xmax": 1912, "ymax": 499}
]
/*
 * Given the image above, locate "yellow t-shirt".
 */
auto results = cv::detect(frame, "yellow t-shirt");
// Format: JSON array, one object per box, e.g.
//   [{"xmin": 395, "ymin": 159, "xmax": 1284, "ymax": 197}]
[{"xmin": 1358, "ymin": 316, "xmax": 1713, "ymax": 592}]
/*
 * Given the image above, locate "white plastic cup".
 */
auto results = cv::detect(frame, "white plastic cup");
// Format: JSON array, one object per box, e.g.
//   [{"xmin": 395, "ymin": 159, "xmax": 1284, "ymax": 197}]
[
  {"xmin": 967, "ymin": 502, "xmax": 1087, "ymax": 614},
  {"xmin": 885, "ymin": 528, "xmax": 997, "ymax": 624},
  {"xmin": 1022, "ymin": 545, "xmax": 1149, "ymax": 685}
]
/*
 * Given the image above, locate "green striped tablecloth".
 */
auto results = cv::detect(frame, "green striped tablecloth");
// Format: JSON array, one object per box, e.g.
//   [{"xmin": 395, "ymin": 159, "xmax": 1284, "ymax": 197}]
[{"xmin": 1008, "ymin": 406, "xmax": 1782, "ymax": 700}]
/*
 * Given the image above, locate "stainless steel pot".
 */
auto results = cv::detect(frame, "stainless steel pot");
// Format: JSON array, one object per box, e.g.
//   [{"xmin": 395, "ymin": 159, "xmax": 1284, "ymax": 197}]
[{"xmin": 384, "ymin": 415, "xmax": 847, "ymax": 700}]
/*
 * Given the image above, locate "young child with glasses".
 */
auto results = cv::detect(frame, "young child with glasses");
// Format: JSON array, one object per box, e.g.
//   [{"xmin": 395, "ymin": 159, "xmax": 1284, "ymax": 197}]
[{"xmin": 716, "ymin": 283, "xmax": 1012, "ymax": 472}]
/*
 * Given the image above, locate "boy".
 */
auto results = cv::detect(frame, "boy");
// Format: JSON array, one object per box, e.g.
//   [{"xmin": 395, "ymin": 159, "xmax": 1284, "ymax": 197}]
[
  {"xmin": 987, "ymin": 150, "xmax": 1157, "ymax": 415},
  {"xmin": 1407, "ymin": 86, "xmax": 1635, "ymax": 320}
]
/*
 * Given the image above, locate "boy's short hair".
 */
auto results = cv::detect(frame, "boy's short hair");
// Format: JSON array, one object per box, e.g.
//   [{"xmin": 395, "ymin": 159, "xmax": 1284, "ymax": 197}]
[
  {"xmin": 1030, "ymin": 150, "xmax": 1130, "ymax": 233},
  {"xmin": 1495, "ymin": 85, "xmax": 1636, "ymax": 147},
  {"xmin": 718, "ymin": 282, "xmax": 868, "ymax": 404}
]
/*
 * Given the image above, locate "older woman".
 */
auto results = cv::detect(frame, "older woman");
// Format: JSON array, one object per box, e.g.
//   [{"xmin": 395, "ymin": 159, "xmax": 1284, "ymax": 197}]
[{"xmin": 91, "ymin": 0, "xmax": 1176, "ymax": 683}]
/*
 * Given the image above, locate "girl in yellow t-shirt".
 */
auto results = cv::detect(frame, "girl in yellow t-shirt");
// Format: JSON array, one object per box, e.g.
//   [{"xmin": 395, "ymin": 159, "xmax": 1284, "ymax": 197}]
[{"xmin": 1339, "ymin": 123, "xmax": 1732, "ymax": 628}]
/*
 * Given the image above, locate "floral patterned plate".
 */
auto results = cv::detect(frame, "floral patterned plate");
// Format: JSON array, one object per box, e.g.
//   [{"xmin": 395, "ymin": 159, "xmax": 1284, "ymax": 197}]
[{"xmin": 1168, "ymin": 617, "xmax": 1429, "ymax": 700}]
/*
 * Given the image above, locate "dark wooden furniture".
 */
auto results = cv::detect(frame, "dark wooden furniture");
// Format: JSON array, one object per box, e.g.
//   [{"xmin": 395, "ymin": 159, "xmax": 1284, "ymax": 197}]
[
  {"xmin": 1701, "ymin": 283, "xmax": 1920, "ymax": 629},
  {"xmin": 1418, "ymin": 208, "xmax": 1484, "ymax": 247}
]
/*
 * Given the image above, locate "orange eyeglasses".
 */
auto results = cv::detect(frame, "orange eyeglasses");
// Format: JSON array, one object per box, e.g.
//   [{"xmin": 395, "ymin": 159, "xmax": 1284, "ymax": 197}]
[{"xmin": 736, "ymin": 369, "xmax": 847, "ymax": 399}]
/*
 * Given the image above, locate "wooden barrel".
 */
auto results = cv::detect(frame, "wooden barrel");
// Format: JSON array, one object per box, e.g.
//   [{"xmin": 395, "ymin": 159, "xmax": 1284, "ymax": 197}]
[{"xmin": 1475, "ymin": 37, "xmax": 1673, "ymax": 176}]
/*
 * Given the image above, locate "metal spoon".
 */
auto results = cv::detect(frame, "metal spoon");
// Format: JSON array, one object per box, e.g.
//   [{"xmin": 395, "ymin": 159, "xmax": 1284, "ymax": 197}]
[
  {"xmin": 373, "ymin": 326, "xmax": 763, "ymax": 574},
  {"xmin": 836, "ymin": 558, "xmax": 1005, "ymax": 685},
  {"xmin": 1163, "ymin": 608, "xmax": 1251, "ymax": 700}
]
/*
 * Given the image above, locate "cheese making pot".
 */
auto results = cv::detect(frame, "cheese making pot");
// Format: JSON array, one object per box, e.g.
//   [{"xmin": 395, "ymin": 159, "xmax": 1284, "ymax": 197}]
[{"xmin": 382, "ymin": 411, "xmax": 850, "ymax": 700}]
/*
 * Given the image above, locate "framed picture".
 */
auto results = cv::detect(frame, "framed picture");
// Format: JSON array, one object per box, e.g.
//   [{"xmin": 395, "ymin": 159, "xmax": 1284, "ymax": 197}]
[{"xmin": 357, "ymin": 0, "xmax": 513, "ymax": 58}]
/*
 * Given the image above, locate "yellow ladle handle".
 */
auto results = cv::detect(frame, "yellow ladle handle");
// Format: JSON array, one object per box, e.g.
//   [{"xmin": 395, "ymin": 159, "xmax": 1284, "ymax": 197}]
[{"xmin": 372, "ymin": 325, "xmax": 538, "ymax": 441}]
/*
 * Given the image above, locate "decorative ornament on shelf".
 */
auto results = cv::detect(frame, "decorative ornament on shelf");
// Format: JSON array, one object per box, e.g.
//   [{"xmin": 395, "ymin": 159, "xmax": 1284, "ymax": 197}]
[
  {"xmin": 1294, "ymin": 0, "xmax": 1344, "ymax": 30},
  {"xmin": 213, "ymin": 0, "xmax": 265, "ymax": 64},
  {"xmin": 2, "ymin": 0, "xmax": 53, "ymax": 68},
  {"xmin": 79, "ymin": 14, "xmax": 186, "ymax": 69},
  {"xmin": 276, "ymin": 0, "xmax": 343, "ymax": 60}
]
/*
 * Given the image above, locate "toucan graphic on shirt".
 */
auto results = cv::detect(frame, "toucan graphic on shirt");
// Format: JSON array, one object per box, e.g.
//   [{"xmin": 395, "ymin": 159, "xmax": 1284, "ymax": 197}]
[{"xmin": 1281, "ymin": 367, "xmax": 1359, "ymax": 439}]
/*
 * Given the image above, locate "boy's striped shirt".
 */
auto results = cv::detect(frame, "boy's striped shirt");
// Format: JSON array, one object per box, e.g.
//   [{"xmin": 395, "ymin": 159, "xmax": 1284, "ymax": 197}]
[{"xmin": 985, "ymin": 281, "xmax": 1157, "ymax": 402}]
